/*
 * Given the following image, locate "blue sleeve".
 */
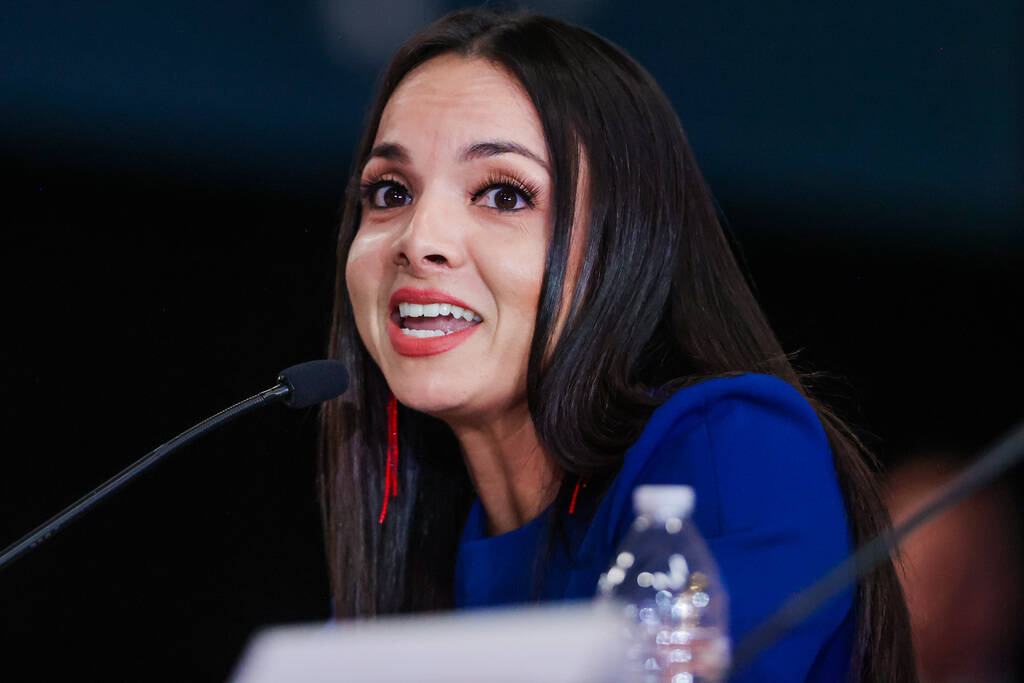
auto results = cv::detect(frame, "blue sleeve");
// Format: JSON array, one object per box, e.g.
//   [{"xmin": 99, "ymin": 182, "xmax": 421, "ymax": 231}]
[{"xmin": 621, "ymin": 375, "xmax": 855, "ymax": 681}]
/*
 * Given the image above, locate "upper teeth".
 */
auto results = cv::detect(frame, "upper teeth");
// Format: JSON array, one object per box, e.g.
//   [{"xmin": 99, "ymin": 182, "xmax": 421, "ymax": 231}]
[{"xmin": 398, "ymin": 302, "xmax": 482, "ymax": 322}]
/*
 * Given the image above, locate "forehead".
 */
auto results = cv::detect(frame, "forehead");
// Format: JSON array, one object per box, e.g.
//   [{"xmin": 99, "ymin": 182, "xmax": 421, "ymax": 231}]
[{"xmin": 375, "ymin": 54, "xmax": 547, "ymax": 160}]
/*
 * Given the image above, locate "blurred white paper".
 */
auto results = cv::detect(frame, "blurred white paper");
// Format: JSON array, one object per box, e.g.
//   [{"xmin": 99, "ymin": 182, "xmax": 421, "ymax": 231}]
[{"xmin": 230, "ymin": 601, "xmax": 624, "ymax": 683}]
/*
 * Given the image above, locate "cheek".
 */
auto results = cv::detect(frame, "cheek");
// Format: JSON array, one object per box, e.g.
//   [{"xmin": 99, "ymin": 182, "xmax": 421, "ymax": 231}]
[
  {"xmin": 345, "ymin": 233, "xmax": 389, "ymax": 350},
  {"xmin": 509, "ymin": 258, "xmax": 546, "ymax": 316},
  {"xmin": 481, "ymin": 231, "xmax": 547, "ymax": 329}
]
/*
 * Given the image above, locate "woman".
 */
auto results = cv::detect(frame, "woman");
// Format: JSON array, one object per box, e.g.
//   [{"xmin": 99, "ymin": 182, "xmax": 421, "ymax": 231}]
[{"xmin": 321, "ymin": 8, "xmax": 915, "ymax": 681}]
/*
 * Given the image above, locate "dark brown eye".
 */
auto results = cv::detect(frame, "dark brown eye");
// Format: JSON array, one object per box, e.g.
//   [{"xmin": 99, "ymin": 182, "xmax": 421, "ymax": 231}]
[
  {"xmin": 477, "ymin": 184, "xmax": 528, "ymax": 211},
  {"xmin": 494, "ymin": 187, "xmax": 518, "ymax": 210},
  {"xmin": 370, "ymin": 182, "xmax": 412, "ymax": 208}
]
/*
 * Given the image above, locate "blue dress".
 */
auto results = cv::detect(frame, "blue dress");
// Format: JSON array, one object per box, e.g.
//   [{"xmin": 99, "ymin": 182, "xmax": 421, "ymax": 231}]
[{"xmin": 455, "ymin": 374, "xmax": 855, "ymax": 682}]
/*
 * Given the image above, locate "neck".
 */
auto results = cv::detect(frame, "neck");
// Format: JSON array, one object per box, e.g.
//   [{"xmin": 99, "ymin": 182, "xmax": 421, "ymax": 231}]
[{"xmin": 449, "ymin": 403, "xmax": 559, "ymax": 536}]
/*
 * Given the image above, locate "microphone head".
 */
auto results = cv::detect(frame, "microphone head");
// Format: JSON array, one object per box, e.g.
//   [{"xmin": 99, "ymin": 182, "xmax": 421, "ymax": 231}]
[{"xmin": 277, "ymin": 360, "xmax": 349, "ymax": 408}]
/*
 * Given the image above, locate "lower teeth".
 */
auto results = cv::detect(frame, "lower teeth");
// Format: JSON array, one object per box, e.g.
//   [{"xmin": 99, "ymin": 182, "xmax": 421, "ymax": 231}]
[{"xmin": 401, "ymin": 328, "xmax": 453, "ymax": 338}]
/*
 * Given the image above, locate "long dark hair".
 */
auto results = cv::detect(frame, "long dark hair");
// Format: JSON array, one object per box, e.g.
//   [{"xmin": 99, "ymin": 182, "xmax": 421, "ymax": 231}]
[{"xmin": 320, "ymin": 8, "xmax": 915, "ymax": 680}]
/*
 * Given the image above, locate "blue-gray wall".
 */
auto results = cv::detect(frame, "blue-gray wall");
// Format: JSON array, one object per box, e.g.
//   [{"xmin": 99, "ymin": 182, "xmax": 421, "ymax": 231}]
[{"xmin": 3, "ymin": 0, "xmax": 1020, "ymax": 242}]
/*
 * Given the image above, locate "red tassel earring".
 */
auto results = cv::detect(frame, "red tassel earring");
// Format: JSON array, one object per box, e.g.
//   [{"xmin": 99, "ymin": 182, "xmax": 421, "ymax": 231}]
[
  {"xmin": 568, "ymin": 476, "xmax": 587, "ymax": 515},
  {"xmin": 378, "ymin": 393, "xmax": 399, "ymax": 524}
]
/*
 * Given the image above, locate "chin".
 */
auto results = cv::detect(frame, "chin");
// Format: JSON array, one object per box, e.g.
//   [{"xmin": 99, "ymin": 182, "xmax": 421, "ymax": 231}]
[{"xmin": 388, "ymin": 373, "xmax": 474, "ymax": 418}]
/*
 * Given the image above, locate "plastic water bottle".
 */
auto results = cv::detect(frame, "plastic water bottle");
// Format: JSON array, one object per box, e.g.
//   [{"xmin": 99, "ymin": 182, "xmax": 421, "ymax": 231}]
[{"xmin": 598, "ymin": 485, "xmax": 730, "ymax": 683}]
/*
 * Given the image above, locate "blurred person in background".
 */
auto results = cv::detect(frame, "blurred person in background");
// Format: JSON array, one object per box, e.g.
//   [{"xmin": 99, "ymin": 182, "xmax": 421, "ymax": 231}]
[{"xmin": 888, "ymin": 456, "xmax": 1023, "ymax": 682}]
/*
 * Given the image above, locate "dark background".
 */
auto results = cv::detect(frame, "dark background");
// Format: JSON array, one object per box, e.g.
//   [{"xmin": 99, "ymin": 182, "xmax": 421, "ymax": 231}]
[{"xmin": 2, "ymin": 1, "xmax": 1021, "ymax": 680}]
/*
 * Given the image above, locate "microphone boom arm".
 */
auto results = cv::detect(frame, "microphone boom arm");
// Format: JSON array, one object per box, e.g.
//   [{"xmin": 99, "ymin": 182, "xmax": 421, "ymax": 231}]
[{"xmin": 0, "ymin": 383, "xmax": 291, "ymax": 572}]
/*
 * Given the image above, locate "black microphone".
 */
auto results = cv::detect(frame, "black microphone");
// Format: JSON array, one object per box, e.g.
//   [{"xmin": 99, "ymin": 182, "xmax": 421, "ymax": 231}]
[
  {"xmin": 277, "ymin": 359, "xmax": 349, "ymax": 409},
  {"xmin": 0, "ymin": 360, "xmax": 348, "ymax": 572}
]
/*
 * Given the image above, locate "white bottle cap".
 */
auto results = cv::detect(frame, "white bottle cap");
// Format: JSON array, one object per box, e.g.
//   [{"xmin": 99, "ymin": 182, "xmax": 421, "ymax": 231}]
[{"xmin": 632, "ymin": 485, "xmax": 695, "ymax": 520}]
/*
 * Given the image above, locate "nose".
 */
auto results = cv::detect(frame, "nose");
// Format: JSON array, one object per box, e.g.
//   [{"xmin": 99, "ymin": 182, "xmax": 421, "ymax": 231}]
[{"xmin": 391, "ymin": 188, "xmax": 464, "ymax": 273}]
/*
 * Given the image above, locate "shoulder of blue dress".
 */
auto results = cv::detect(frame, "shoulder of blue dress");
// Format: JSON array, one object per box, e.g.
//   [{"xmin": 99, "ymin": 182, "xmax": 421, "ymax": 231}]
[
  {"xmin": 597, "ymin": 373, "xmax": 827, "ymax": 547},
  {"xmin": 626, "ymin": 373, "xmax": 818, "ymax": 467}
]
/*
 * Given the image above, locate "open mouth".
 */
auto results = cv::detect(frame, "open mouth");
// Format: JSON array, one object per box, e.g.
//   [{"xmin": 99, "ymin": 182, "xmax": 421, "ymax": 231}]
[{"xmin": 391, "ymin": 301, "xmax": 483, "ymax": 338}]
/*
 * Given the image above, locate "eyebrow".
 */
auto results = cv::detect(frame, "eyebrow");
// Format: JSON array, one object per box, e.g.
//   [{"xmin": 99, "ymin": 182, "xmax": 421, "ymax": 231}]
[
  {"xmin": 366, "ymin": 142, "xmax": 410, "ymax": 164},
  {"xmin": 460, "ymin": 140, "xmax": 549, "ymax": 170},
  {"xmin": 364, "ymin": 140, "xmax": 548, "ymax": 171}
]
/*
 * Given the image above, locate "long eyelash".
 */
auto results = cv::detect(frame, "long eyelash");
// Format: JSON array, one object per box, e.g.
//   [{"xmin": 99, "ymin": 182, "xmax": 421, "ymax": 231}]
[
  {"xmin": 471, "ymin": 172, "xmax": 541, "ymax": 208},
  {"xmin": 358, "ymin": 172, "xmax": 406, "ymax": 200}
]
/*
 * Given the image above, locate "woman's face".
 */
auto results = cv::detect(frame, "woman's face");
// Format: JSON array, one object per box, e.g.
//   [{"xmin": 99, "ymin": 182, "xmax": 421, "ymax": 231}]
[{"xmin": 346, "ymin": 55, "xmax": 551, "ymax": 422}]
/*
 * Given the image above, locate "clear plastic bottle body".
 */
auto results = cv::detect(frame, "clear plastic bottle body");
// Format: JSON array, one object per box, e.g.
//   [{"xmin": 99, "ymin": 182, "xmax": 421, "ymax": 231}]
[{"xmin": 598, "ymin": 486, "xmax": 730, "ymax": 683}]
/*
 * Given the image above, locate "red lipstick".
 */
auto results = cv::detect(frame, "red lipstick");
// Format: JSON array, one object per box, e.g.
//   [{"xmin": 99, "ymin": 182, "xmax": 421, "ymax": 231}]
[{"xmin": 387, "ymin": 287, "xmax": 482, "ymax": 357}]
